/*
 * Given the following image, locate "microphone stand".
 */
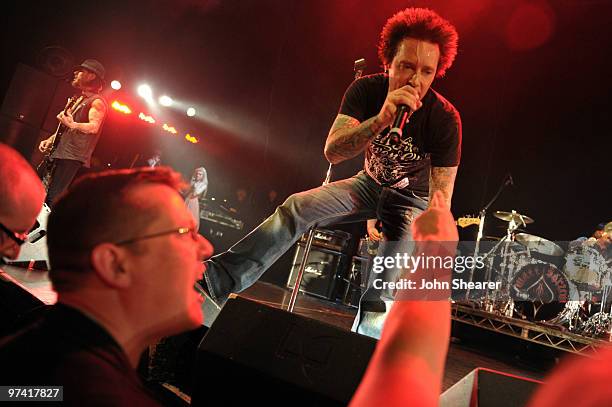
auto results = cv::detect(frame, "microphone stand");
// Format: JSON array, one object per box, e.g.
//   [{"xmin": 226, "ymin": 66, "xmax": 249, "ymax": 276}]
[
  {"xmin": 465, "ymin": 174, "xmax": 512, "ymax": 300},
  {"xmin": 288, "ymin": 58, "xmax": 367, "ymax": 313}
]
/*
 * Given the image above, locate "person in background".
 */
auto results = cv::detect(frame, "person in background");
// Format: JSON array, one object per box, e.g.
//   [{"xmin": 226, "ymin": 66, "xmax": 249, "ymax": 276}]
[
  {"xmin": 38, "ymin": 59, "xmax": 108, "ymax": 207},
  {"xmin": 186, "ymin": 166, "xmax": 208, "ymax": 230}
]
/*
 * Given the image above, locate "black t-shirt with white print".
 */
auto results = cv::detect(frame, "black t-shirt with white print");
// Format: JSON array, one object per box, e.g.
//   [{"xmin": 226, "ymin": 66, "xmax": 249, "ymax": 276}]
[{"xmin": 339, "ymin": 73, "xmax": 461, "ymax": 196}]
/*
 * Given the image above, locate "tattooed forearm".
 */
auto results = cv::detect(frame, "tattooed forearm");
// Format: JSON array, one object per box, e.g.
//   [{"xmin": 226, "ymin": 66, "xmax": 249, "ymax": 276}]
[
  {"xmin": 428, "ymin": 166, "xmax": 458, "ymax": 208},
  {"xmin": 324, "ymin": 114, "xmax": 386, "ymax": 164}
]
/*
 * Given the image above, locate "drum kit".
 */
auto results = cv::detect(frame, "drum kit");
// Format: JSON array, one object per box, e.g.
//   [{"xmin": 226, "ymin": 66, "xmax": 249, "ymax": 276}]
[{"xmin": 469, "ymin": 211, "xmax": 612, "ymax": 339}]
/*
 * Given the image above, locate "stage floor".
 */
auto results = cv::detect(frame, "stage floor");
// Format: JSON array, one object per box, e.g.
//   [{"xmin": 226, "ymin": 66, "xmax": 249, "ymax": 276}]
[{"xmin": 1, "ymin": 264, "xmax": 550, "ymax": 390}]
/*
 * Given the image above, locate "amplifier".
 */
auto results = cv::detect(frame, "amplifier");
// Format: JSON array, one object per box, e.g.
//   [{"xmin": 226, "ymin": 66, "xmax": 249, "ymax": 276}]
[
  {"xmin": 298, "ymin": 229, "xmax": 352, "ymax": 253},
  {"xmin": 287, "ymin": 243, "xmax": 347, "ymax": 301}
]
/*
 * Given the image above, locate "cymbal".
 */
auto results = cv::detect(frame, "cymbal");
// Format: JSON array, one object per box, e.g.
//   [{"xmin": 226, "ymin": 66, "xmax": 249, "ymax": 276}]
[
  {"xmin": 494, "ymin": 211, "xmax": 534, "ymax": 224},
  {"xmin": 605, "ymin": 221, "xmax": 612, "ymax": 235},
  {"xmin": 515, "ymin": 233, "xmax": 564, "ymax": 256}
]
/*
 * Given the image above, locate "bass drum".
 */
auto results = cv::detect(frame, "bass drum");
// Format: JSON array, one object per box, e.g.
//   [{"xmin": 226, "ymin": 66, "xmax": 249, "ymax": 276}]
[{"xmin": 510, "ymin": 262, "xmax": 578, "ymax": 321}]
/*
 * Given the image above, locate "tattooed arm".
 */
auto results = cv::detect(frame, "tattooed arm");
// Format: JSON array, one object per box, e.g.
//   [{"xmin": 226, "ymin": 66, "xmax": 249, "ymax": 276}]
[
  {"xmin": 324, "ymin": 114, "xmax": 387, "ymax": 164},
  {"xmin": 428, "ymin": 166, "xmax": 458, "ymax": 208},
  {"xmin": 57, "ymin": 99, "xmax": 107, "ymax": 134}
]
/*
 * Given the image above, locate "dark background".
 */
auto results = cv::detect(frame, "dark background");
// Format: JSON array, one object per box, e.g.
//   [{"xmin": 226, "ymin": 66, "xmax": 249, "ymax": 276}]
[{"xmin": 2, "ymin": 0, "xmax": 610, "ymax": 244}]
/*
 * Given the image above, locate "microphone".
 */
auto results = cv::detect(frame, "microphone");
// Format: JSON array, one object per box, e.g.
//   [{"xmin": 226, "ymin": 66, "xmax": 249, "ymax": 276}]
[
  {"xmin": 505, "ymin": 173, "xmax": 514, "ymax": 187},
  {"xmin": 388, "ymin": 105, "xmax": 411, "ymax": 144}
]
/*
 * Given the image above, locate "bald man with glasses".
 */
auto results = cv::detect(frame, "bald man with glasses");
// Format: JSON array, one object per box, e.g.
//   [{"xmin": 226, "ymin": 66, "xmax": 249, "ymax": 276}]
[{"xmin": 0, "ymin": 143, "xmax": 46, "ymax": 262}]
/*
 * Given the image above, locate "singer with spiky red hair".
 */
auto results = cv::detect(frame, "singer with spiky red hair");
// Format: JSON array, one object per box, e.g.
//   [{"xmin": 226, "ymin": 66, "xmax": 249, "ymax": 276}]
[{"xmin": 202, "ymin": 8, "xmax": 462, "ymax": 339}]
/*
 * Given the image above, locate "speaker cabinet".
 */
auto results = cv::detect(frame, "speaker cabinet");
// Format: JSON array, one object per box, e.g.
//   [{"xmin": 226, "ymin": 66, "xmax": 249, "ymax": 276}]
[
  {"xmin": 440, "ymin": 367, "xmax": 542, "ymax": 407},
  {"xmin": 1, "ymin": 64, "xmax": 58, "ymax": 127},
  {"xmin": 287, "ymin": 243, "xmax": 347, "ymax": 301},
  {"xmin": 0, "ymin": 115, "xmax": 51, "ymax": 163},
  {"xmin": 192, "ymin": 297, "xmax": 376, "ymax": 406}
]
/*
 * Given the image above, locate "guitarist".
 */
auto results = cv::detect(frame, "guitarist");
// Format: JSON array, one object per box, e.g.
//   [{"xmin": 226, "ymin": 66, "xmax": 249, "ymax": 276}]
[{"xmin": 38, "ymin": 59, "xmax": 107, "ymax": 207}]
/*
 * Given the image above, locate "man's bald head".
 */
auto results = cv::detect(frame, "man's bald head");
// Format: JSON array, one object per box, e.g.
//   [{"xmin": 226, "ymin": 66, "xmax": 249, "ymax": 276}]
[{"xmin": 0, "ymin": 143, "xmax": 45, "ymax": 259}]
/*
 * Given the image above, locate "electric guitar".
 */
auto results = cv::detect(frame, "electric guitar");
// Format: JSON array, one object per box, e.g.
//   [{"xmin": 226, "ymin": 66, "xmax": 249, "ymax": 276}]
[{"xmin": 456, "ymin": 216, "xmax": 481, "ymax": 228}]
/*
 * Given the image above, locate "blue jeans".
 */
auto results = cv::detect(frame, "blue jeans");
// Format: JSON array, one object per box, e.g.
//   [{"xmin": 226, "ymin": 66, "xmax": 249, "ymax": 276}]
[{"xmin": 203, "ymin": 171, "xmax": 427, "ymax": 335}]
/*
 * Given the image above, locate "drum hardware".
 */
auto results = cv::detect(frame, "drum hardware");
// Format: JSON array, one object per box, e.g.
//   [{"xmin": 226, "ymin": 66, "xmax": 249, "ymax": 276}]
[
  {"xmin": 573, "ymin": 285, "xmax": 612, "ymax": 339},
  {"xmin": 493, "ymin": 210, "xmax": 535, "ymax": 225},
  {"xmin": 577, "ymin": 312, "xmax": 612, "ymax": 339},
  {"xmin": 515, "ymin": 233, "xmax": 564, "ymax": 257},
  {"xmin": 478, "ymin": 210, "xmax": 534, "ymax": 309},
  {"xmin": 464, "ymin": 174, "xmax": 515, "ymax": 300},
  {"xmin": 548, "ymin": 301, "xmax": 586, "ymax": 331}
]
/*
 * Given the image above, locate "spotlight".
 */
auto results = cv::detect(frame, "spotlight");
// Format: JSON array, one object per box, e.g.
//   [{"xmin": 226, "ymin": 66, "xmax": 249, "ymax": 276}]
[
  {"xmin": 185, "ymin": 133, "xmax": 199, "ymax": 143},
  {"xmin": 111, "ymin": 100, "xmax": 131, "ymax": 114},
  {"xmin": 162, "ymin": 123, "xmax": 178, "ymax": 134},
  {"xmin": 159, "ymin": 95, "xmax": 173, "ymax": 107},
  {"xmin": 110, "ymin": 80, "xmax": 122, "ymax": 90},
  {"xmin": 137, "ymin": 84, "xmax": 153, "ymax": 100},
  {"xmin": 138, "ymin": 112, "xmax": 156, "ymax": 124},
  {"xmin": 186, "ymin": 107, "xmax": 196, "ymax": 117}
]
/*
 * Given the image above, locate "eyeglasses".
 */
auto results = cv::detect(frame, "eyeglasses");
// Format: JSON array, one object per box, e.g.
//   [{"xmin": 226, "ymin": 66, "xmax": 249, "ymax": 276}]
[
  {"xmin": 0, "ymin": 221, "xmax": 29, "ymax": 246},
  {"xmin": 114, "ymin": 226, "xmax": 199, "ymax": 246}
]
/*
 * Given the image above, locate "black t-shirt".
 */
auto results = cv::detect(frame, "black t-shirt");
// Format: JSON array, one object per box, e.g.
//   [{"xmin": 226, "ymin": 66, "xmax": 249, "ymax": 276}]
[
  {"xmin": 0, "ymin": 304, "xmax": 162, "ymax": 407},
  {"xmin": 339, "ymin": 73, "xmax": 461, "ymax": 195}
]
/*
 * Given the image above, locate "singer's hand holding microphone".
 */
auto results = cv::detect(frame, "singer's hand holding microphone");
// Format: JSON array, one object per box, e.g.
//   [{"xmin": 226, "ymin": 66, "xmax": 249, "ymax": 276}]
[{"xmin": 377, "ymin": 84, "xmax": 422, "ymax": 143}]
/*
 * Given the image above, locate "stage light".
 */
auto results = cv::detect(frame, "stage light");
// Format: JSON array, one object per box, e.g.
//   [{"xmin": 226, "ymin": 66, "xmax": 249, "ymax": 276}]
[
  {"xmin": 111, "ymin": 100, "xmax": 131, "ymax": 114},
  {"xmin": 185, "ymin": 133, "xmax": 199, "ymax": 143},
  {"xmin": 162, "ymin": 123, "xmax": 178, "ymax": 134},
  {"xmin": 159, "ymin": 95, "xmax": 173, "ymax": 107},
  {"xmin": 110, "ymin": 80, "xmax": 122, "ymax": 90},
  {"xmin": 186, "ymin": 107, "xmax": 196, "ymax": 117},
  {"xmin": 138, "ymin": 112, "xmax": 156, "ymax": 124},
  {"xmin": 137, "ymin": 84, "xmax": 153, "ymax": 100}
]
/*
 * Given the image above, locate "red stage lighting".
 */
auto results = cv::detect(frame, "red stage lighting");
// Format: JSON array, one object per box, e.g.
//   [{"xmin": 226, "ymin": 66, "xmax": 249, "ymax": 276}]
[
  {"xmin": 162, "ymin": 123, "xmax": 178, "ymax": 134},
  {"xmin": 138, "ymin": 112, "xmax": 156, "ymax": 124},
  {"xmin": 185, "ymin": 133, "xmax": 198, "ymax": 143},
  {"xmin": 111, "ymin": 100, "xmax": 131, "ymax": 114}
]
